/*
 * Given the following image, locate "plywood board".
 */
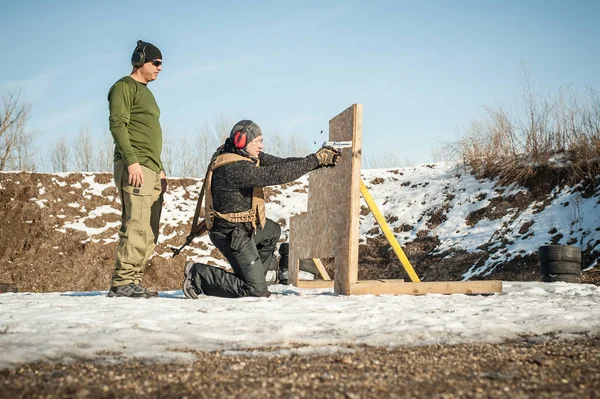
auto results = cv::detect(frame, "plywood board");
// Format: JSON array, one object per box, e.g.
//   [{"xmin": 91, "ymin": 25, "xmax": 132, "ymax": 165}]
[
  {"xmin": 349, "ymin": 280, "xmax": 503, "ymax": 296},
  {"xmin": 289, "ymin": 104, "xmax": 362, "ymax": 295}
]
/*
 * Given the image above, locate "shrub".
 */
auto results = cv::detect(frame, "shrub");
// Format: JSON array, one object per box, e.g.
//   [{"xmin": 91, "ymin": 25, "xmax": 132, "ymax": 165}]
[{"xmin": 450, "ymin": 65, "xmax": 600, "ymax": 186}]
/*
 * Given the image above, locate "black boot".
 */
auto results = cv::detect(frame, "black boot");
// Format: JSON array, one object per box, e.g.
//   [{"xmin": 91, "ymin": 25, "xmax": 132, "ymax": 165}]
[{"xmin": 278, "ymin": 243, "xmax": 289, "ymax": 285}]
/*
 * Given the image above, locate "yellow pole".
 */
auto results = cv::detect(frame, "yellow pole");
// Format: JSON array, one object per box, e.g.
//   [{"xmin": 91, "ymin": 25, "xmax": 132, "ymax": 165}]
[{"xmin": 359, "ymin": 179, "xmax": 420, "ymax": 282}]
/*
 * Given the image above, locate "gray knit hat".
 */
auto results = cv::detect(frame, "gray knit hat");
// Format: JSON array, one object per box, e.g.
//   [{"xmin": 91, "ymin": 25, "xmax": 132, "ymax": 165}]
[{"xmin": 230, "ymin": 120, "xmax": 262, "ymax": 149}]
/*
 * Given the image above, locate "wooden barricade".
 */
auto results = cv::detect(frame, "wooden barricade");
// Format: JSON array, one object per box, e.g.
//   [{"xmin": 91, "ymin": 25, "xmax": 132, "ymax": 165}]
[{"xmin": 289, "ymin": 104, "xmax": 501, "ymax": 296}]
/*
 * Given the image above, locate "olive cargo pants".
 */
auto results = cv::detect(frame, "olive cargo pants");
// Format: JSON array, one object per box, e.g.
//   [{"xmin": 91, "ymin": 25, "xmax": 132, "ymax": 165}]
[{"xmin": 111, "ymin": 161, "xmax": 162, "ymax": 287}]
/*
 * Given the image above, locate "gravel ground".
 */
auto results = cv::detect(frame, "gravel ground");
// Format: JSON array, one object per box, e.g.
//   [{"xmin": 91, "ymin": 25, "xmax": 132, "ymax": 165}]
[{"xmin": 2, "ymin": 335, "xmax": 599, "ymax": 399}]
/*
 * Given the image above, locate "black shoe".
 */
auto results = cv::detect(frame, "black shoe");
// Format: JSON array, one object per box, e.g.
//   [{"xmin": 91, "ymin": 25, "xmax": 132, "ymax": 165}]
[
  {"xmin": 107, "ymin": 283, "xmax": 149, "ymax": 298},
  {"xmin": 135, "ymin": 284, "xmax": 159, "ymax": 298},
  {"xmin": 183, "ymin": 261, "xmax": 200, "ymax": 299}
]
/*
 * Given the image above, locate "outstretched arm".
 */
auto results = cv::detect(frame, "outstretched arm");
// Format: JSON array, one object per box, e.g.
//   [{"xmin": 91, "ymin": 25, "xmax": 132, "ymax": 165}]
[
  {"xmin": 259, "ymin": 152, "xmax": 307, "ymax": 166},
  {"xmin": 227, "ymin": 155, "xmax": 320, "ymax": 188}
]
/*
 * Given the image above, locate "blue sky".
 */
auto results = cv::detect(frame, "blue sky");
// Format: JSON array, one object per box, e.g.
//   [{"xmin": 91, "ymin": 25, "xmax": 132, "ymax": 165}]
[{"xmin": 2, "ymin": 0, "xmax": 599, "ymax": 167}]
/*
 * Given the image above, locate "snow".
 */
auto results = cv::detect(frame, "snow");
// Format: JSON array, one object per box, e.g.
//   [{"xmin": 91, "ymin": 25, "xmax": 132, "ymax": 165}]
[
  {"xmin": 58, "ymin": 205, "xmax": 121, "ymax": 236},
  {"xmin": 32, "ymin": 198, "xmax": 48, "ymax": 208},
  {"xmin": 51, "ymin": 177, "xmax": 67, "ymax": 187},
  {"xmin": 1, "ymin": 282, "xmax": 599, "ymax": 369},
  {"xmin": 1, "ymin": 162, "xmax": 599, "ymax": 369},
  {"xmin": 356, "ymin": 164, "xmax": 600, "ymax": 278}
]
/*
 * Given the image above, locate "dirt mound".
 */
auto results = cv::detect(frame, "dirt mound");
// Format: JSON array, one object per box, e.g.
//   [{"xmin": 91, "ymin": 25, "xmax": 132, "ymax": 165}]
[
  {"xmin": 0, "ymin": 172, "xmax": 183, "ymax": 292},
  {"xmin": 1, "ymin": 171, "xmax": 598, "ymax": 293}
]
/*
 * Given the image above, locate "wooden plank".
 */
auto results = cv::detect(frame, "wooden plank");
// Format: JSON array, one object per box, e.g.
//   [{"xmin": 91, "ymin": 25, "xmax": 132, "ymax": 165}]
[
  {"xmin": 296, "ymin": 280, "xmax": 335, "ymax": 289},
  {"xmin": 312, "ymin": 258, "xmax": 331, "ymax": 280},
  {"xmin": 348, "ymin": 280, "xmax": 502, "ymax": 296}
]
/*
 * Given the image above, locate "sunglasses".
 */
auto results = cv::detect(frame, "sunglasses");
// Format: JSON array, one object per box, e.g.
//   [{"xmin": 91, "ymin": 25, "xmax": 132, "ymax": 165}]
[{"xmin": 149, "ymin": 60, "xmax": 162, "ymax": 67}]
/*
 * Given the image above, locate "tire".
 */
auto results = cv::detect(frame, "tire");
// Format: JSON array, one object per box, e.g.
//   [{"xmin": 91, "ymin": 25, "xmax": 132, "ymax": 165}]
[
  {"xmin": 539, "ymin": 261, "xmax": 581, "ymax": 276},
  {"xmin": 542, "ymin": 274, "xmax": 581, "ymax": 283},
  {"xmin": 0, "ymin": 283, "xmax": 18, "ymax": 293},
  {"xmin": 538, "ymin": 245, "xmax": 581, "ymax": 263}
]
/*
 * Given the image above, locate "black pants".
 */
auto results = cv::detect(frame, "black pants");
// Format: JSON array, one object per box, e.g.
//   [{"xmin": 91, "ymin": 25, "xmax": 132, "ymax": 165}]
[{"xmin": 191, "ymin": 218, "xmax": 281, "ymax": 298}]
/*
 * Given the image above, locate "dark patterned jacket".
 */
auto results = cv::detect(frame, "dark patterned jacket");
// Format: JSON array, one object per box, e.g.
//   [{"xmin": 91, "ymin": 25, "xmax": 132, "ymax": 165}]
[{"xmin": 211, "ymin": 145, "xmax": 319, "ymax": 232}]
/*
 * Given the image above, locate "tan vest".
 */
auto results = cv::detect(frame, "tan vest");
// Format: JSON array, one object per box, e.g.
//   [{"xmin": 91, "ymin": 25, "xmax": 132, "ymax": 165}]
[{"xmin": 204, "ymin": 153, "xmax": 266, "ymax": 230}]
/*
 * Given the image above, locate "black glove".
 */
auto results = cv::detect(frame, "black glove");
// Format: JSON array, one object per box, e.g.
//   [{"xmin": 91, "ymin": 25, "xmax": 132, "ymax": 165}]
[
  {"xmin": 161, "ymin": 178, "xmax": 168, "ymax": 194},
  {"xmin": 314, "ymin": 146, "xmax": 341, "ymax": 167}
]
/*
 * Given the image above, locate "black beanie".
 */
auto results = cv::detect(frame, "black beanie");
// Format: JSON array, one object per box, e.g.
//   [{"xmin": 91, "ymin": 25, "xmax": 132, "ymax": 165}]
[
  {"xmin": 230, "ymin": 120, "xmax": 262, "ymax": 149},
  {"xmin": 143, "ymin": 42, "xmax": 162, "ymax": 62}
]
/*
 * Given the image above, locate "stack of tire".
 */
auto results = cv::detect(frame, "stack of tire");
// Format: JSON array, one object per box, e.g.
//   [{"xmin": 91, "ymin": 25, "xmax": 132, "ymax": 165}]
[{"xmin": 538, "ymin": 245, "xmax": 582, "ymax": 283}]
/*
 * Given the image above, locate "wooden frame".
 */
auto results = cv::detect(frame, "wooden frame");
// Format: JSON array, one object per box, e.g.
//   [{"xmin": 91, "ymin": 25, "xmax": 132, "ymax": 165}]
[
  {"xmin": 294, "ymin": 258, "xmax": 334, "ymax": 289},
  {"xmin": 289, "ymin": 104, "xmax": 502, "ymax": 296}
]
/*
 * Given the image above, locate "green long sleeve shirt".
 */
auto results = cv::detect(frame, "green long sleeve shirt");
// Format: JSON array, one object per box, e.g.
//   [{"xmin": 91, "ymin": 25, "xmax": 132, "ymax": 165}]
[{"xmin": 108, "ymin": 76, "xmax": 163, "ymax": 173}]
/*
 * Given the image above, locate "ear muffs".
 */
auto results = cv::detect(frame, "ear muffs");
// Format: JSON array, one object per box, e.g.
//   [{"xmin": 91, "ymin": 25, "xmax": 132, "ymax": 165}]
[
  {"xmin": 233, "ymin": 130, "xmax": 247, "ymax": 148},
  {"xmin": 131, "ymin": 40, "xmax": 148, "ymax": 68},
  {"xmin": 233, "ymin": 121, "xmax": 253, "ymax": 149}
]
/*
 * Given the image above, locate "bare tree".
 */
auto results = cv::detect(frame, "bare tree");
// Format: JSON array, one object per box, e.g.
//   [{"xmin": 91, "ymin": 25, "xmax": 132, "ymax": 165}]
[
  {"xmin": 194, "ymin": 128, "xmax": 215, "ymax": 177},
  {"xmin": 73, "ymin": 127, "xmax": 93, "ymax": 172},
  {"xmin": 213, "ymin": 113, "xmax": 231, "ymax": 144},
  {"xmin": 182, "ymin": 114, "xmax": 315, "ymax": 176},
  {"xmin": 49, "ymin": 135, "xmax": 70, "ymax": 172},
  {"xmin": 287, "ymin": 135, "xmax": 310, "ymax": 157},
  {"xmin": 264, "ymin": 129, "xmax": 314, "ymax": 158},
  {"xmin": 161, "ymin": 127, "xmax": 175, "ymax": 176},
  {"xmin": 183, "ymin": 114, "xmax": 232, "ymax": 178},
  {"xmin": 431, "ymin": 143, "xmax": 449, "ymax": 163},
  {"xmin": 363, "ymin": 151, "xmax": 405, "ymax": 169},
  {"xmin": 515, "ymin": 62, "xmax": 554, "ymax": 160},
  {"xmin": 0, "ymin": 90, "xmax": 36, "ymax": 171},
  {"xmin": 96, "ymin": 130, "xmax": 114, "ymax": 172},
  {"xmin": 9, "ymin": 127, "xmax": 38, "ymax": 171},
  {"xmin": 267, "ymin": 132, "xmax": 286, "ymax": 156},
  {"xmin": 177, "ymin": 135, "xmax": 198, "ymax": 178}
]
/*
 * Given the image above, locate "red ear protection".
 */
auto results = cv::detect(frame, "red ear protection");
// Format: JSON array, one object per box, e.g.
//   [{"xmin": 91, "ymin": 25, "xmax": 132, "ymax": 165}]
[
  {"xmin": 232, "ymin": 121, "xmax": 252, "ymax": 149},
  {"xmin": 233, "ymin": 130, "xmax": 247, "ymax": 148}
]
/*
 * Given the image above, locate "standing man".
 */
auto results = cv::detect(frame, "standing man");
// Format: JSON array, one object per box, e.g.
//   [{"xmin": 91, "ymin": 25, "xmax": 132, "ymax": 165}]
[
  {"xmin": 107, "ymin": 40, "xmax": 167, "ymax": 298},
  {"xmin": 182, "ymin": 120, "xmax": 341, "ymax": 299}
]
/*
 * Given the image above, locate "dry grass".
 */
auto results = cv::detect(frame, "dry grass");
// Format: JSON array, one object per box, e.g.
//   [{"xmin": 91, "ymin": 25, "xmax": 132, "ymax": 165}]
[{"xmin": 449, "ymin": 66, "xmax": 600, "ymax": 186}]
